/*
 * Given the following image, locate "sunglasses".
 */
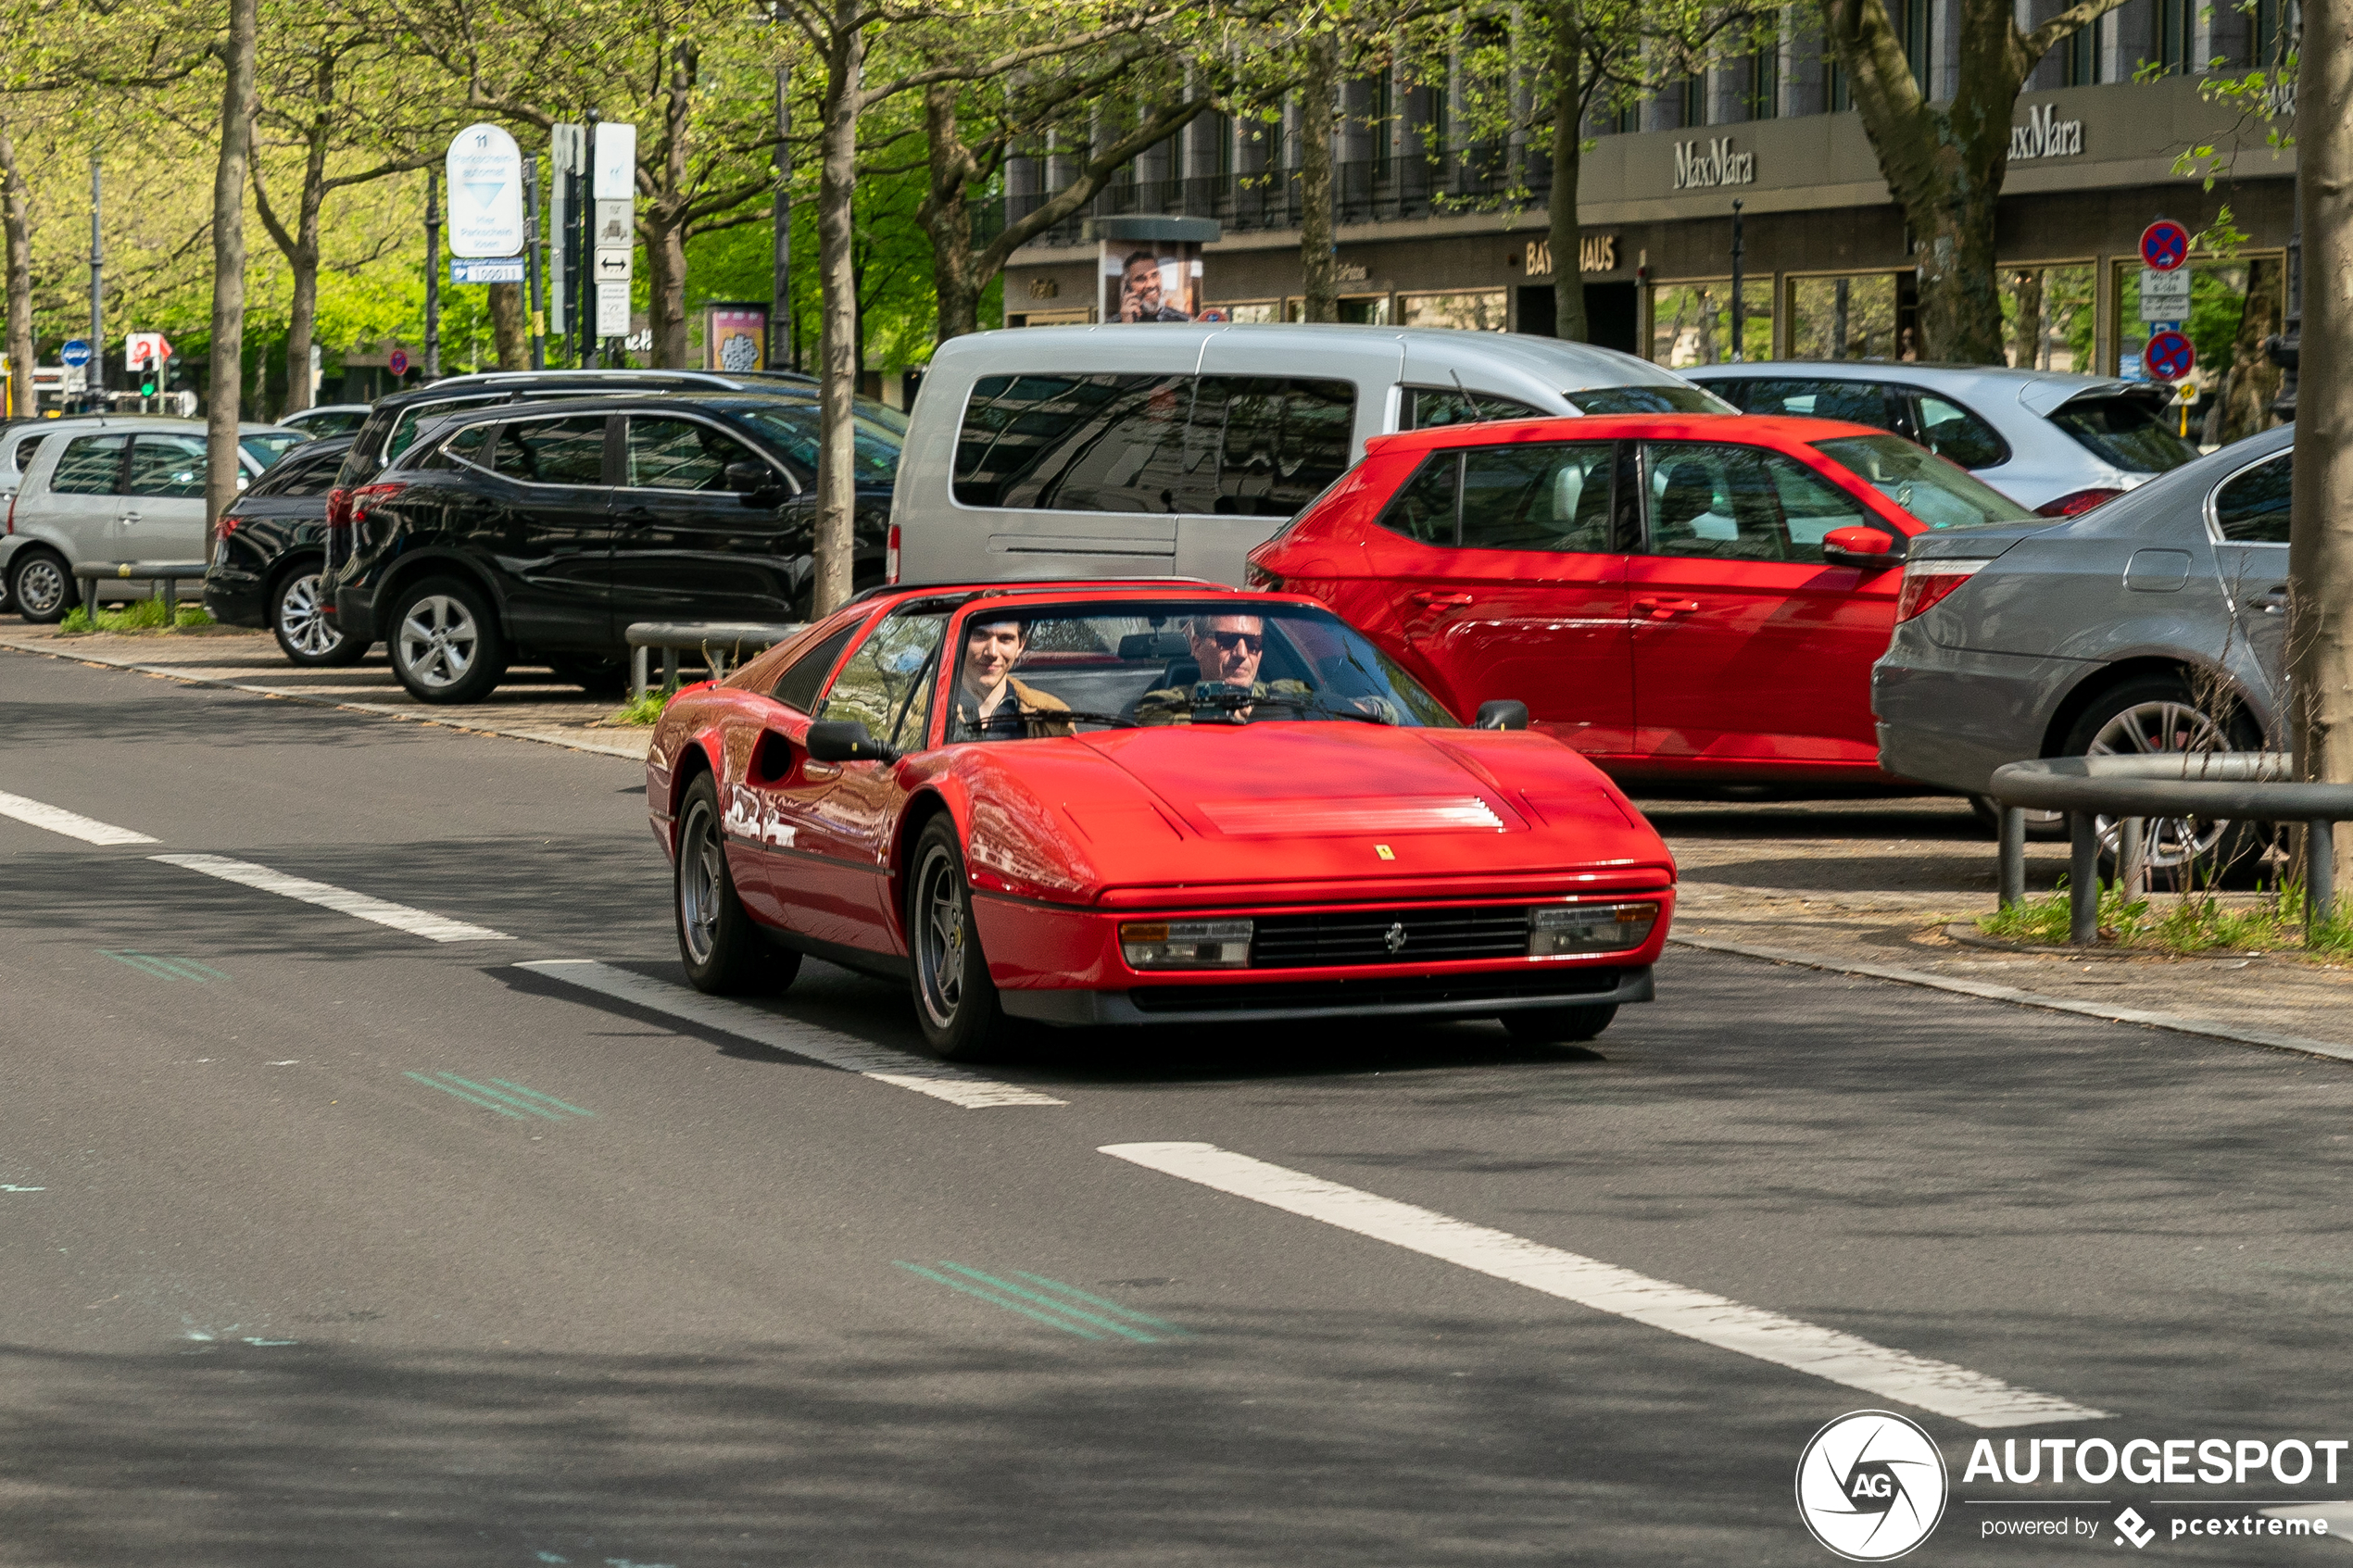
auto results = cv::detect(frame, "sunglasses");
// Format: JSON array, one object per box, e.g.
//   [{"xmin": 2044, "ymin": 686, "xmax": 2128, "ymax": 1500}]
[{"xmin": 1208, "ymin": 632, "xmax": 1264, "ymax": 652}]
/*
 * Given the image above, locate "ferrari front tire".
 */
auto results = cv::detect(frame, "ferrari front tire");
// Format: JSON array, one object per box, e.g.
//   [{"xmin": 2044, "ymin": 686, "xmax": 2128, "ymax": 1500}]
[
  {"xmin": 1502, "ymin": 1004, "xmax": 1617, "ymax": 1044},
  {"xmin": 908, "ymin": 815, "xmax": 1014, "ymax": 1060},
  {"xmin": 675, "ymin": 773, "xmax": 799, "ymax": 995}
]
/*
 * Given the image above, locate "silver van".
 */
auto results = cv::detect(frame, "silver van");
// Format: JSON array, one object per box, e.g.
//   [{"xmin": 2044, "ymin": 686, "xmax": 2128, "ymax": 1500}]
[{"xmin": 892, "ymin": 323, "xmax": 1726, "ymax": 586}]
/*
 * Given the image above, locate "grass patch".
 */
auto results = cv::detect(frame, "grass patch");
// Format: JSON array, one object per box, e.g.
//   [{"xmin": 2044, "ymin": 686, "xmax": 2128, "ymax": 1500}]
[
  {"xmin": 61, "ymin": 599, "xmax": 212, "ymax": 633},
  {"xmin": 1981, "ymin": 874, "xmax": 2353, "ymax": 957},
  {"xmin": 606, "ymin": 684, "xmax": 677, "ymax": 727}
]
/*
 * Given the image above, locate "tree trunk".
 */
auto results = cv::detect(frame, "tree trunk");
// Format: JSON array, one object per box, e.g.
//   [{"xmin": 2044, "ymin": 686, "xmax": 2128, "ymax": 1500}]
[
  {"xmin": 812, "ymin": 7, "xmax": 864, "ymax": 617},
  {"xmin": 644, "ymin": 213, "xmax": 689, "ymax": 367},
  {"xmin": 2007, "ymin": 267, "xmax": 2042, "ymax": 368},
  {"xmin": 2224, "ymin": 257, "xmax": 2284, "ymax": 442},
  {"xmin": 1298, "ymin": 31, "xmax": 1339, "ymax": 322},
  {"xmin": 1547, "ymin": 16, "xmax": 1589, "ymax": 342},
  {"xmin": 921, "ymin": 82, "xmax": 985, "ymax": 344},
  {"xmin": 207, "ymin": 0, "xmax": 258, "ymax": 541},
  {"xmin": 2291, "ymin": 0, "xmax": 2353, "ymax": 894},
  {"xmin": 0, "ymin": 118, "xmax": 32, "ymax": 420},
  {"xmin": 489, "ymin": 281, "xmax": 528, "ymax": 369}
]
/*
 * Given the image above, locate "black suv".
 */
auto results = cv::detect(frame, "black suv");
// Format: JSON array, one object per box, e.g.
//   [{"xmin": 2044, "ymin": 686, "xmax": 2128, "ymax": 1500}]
[
  {"xmin": 205, "ymin": 435, "xmax": 366, "ymax": 666},
  {"xmin": 324, "ymin": 393, "xmax": 900, "ymax": 703}
]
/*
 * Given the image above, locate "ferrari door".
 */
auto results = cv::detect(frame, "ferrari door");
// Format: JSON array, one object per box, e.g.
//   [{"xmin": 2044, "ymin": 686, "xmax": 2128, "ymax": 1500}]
[
  {"xmin": 749, "ymin": 607, "xmax": 948, "ymax": 954},
  {"xmin": 1356, "ymin": 441, "xmax": 1632, "ymax": 757},
  {"xmin": 1625, "ymin": 440, "xmax": 1901, "ymax": 771}
]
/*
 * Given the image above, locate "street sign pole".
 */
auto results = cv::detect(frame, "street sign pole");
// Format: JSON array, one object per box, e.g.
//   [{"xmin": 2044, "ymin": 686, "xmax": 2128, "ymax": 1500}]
[
  {"xmin": 423, "ymin": 169, "xmax": 442, "ymax": 381},
  {"xmin": 525, "ymin": 154, "xmax": 547, "ymax": 370},
  {"xmin": 581, "ymin": 109, "xmax": 600, "ymax": 366},
  {"xmin": 87, "ymin": 156, "xmax": 102, "ymax": 409}
]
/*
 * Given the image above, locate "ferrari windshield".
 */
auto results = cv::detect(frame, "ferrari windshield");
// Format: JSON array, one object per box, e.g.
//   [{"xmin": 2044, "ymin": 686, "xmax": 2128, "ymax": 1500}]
[{"xmin": 939, "ymin": 601, "xmax": 1460, "ymax": 740}]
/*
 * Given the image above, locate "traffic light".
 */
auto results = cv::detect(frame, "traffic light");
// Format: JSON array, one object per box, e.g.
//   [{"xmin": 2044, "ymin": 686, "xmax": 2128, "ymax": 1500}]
[{"xmin": 138, "ymin": 359, "xmax": 157, "ymax": 397}]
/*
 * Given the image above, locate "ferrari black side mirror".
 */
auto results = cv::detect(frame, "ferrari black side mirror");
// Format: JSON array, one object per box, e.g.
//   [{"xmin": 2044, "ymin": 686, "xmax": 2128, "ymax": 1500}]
[
  {"xmin": 805, "ymin": 720, "xmax": 898, "ymax": 764},
  {"xmin": 1474, "ymin": 699, "xmax": 1529, "ymax": 731}
]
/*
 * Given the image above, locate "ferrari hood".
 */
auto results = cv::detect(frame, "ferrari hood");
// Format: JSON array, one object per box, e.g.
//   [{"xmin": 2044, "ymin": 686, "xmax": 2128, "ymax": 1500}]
[{"xmin": 1084, "ymin": 723, "xmax": 1531, "ymax": 836}]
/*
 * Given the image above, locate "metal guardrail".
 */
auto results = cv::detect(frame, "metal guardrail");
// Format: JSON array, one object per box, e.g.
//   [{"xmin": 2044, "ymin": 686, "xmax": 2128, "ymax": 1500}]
[
  {"xmin": 624, "ymin": 621, "xmax": 804, "ymax": 699},
  {"xmin": 1987, "ymin": 752, "xmax": 2349, "ymax": 944},
  {"xmin": 72, "ymin": 562, "xmax": 208, "ymax": 623}
]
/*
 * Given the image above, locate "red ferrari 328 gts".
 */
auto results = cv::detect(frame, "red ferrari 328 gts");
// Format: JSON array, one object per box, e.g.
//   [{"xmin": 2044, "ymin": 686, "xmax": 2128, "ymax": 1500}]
[{"xmin": 645, "ymin": 583, "xmax": 1676, "ymax": 1058}]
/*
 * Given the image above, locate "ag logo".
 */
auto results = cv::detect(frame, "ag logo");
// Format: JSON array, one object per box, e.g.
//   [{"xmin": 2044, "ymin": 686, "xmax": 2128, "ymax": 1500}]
[{"xmin": 1795, "ymin": 1411, "xmax": 1948, "ymax": 1561}]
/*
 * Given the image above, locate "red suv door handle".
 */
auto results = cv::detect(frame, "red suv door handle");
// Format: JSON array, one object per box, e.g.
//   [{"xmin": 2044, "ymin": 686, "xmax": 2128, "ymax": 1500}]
[
  {"xmin": 1411, "ymin": 591, "xmax": 1474, "ymax": 607},
  {"xmin": 1634, "ymin": 597, "xmax": 1701, "ymax": 617}
]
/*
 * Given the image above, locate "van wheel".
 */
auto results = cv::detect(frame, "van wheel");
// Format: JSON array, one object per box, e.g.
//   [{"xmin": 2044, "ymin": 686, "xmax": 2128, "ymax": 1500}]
[
  {"xmin": 388, "ymin": 577, "xmax": 507, "ymax": 704},
  {"xmin": 9, "ymin": 549, "xmax": 78, "ymax": 623}
]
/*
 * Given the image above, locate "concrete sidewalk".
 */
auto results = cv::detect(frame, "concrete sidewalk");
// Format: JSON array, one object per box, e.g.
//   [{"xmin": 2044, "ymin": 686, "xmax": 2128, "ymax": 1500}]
[
  {"xmin": 1642, "ymin": 793, "xmax": 2353, "ymax": 1064},
  {"xmin": 0, "ymin": 624, "xmax": 654, "ymax": 759}
]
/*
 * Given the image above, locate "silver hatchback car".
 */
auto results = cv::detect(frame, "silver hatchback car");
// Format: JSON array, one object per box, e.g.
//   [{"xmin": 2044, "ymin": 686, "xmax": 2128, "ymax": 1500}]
[
  {"xmin": 1684, "ymin": 361, "xmax": 2201, "ymax": 515},
  {"xmin": 1871, "ymin": 422, "xmax": 2292, "ymax": 861}
]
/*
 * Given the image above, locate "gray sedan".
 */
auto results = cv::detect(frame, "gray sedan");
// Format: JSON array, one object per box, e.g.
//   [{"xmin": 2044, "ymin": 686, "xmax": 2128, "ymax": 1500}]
[{"xmin": 1872, "ymin": 423, "xmax": 2291, "ymax": 868}]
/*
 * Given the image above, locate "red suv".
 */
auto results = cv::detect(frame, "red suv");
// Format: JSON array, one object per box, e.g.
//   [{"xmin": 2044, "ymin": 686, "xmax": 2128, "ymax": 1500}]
[{"xmin": 1246, "ymin": 413, "xmax": 2036, "ymax": 784}]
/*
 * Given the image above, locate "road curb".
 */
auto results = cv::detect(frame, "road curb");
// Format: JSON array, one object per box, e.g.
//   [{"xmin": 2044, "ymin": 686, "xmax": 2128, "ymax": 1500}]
[
  {"xmin": 1668, "ymin": 933, "xmax": 2353, "ymax": 1066},
  {"xmin": 0, "ymin": 635, "xmax": 649, "ymax": 761}
]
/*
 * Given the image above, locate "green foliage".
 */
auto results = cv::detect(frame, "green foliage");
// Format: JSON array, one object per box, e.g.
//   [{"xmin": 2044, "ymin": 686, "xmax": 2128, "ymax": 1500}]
[
  {"xmin": 1980, "ymin": 875, "xmax": 2353, "ymax": 958},
  {"xmin": 608, "ymin": 684, "xmax": 679, "ymax": 727},
  {"xmin": 59, "ymin": 596, "xmax": 211, "ymax": 633}
]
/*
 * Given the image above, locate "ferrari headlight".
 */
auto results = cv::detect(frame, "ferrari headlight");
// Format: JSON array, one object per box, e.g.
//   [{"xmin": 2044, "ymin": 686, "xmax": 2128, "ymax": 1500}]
[
  {"xmin": 1529, "ymin": 902, "xmax": 1657, "ymax": 956},
  {"xmin": 1120, "ymin": 919, "xmax": 1253, "ymax": 969}
]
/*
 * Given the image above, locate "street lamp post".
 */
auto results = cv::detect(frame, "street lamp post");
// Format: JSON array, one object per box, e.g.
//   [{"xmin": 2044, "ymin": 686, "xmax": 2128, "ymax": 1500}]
[
  {"xmin": 1730, "ymin": 197, "xmax": 1746, "ymax": 364},
  {"xmin": 423, "ymin": 169, "xmax": 442, "ymax": 381}
]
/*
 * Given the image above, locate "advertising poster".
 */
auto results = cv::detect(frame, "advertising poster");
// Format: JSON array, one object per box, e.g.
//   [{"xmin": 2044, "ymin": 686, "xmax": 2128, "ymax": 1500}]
[
  {"xmin": 1101, "ymin": 240, "xmax": 1202, "ymax": 323},
  {"xmin": 704, "ymin": 304, "xmax": 769, "ymax": 372}
]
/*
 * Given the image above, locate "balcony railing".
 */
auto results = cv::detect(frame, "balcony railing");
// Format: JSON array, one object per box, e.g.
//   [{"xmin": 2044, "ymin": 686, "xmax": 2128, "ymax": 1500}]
[{"xmin": 993, "ymin": 152, "xmax": 1554, "ymax": 250}]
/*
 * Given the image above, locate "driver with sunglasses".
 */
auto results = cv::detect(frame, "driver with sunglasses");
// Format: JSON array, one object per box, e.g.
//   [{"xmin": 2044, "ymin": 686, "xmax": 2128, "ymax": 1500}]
[{"xmin": 1135, "ymin": 613, "xmax": 1315, "ymax": 725}]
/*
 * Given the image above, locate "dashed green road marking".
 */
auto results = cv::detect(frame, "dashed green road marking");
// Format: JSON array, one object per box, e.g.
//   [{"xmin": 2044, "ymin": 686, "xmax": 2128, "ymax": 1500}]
[
  {"xmin": 99, "ymin": 950, "xmax": 227, "ymax": 982},
  {"xmin": 895, "ymin": 1261, "xmax": 1192, "ymax": 1344},
  {"xmin": 404, "ymin": 1071, "xmax": 594, "ymax": 1123}
]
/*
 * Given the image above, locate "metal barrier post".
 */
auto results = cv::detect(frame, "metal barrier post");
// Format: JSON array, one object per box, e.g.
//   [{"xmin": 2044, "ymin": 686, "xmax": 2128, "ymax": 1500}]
[
  {"xmin": 631, "ymin": 646, "xmax": 650, "ymax": 700},
  {"xmin": 661, "ymin": 647, "xmax": 679, "ymax": 687},
  {"xmin": 2118, "ymin": 816, "xmax": 2145, "ymax": 901},
  {"xmin": 1998, "ymin": 806, "xmax": 2025, "ymax": 909},
  {"xmin": 161, "ymin": 576, "xmax": 177, "ymax": 623},
  {"xmin": 2069, "ymin": 810, "xmax": 2101, "ymax": 945},
  {"xmin": 2310, "ymin": 819, "xmax": 2335, "ymax": 932}
]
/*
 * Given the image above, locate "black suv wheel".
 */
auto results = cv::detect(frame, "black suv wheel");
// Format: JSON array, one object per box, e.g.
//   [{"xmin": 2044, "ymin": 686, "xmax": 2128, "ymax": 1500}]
[{"xmin": 388, "ymin": 577, "xmax": 508, "ymax": 703}]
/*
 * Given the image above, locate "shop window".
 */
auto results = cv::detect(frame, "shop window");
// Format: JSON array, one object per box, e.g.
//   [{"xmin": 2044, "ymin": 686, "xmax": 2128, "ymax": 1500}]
[
  {"xmin": 1646, "ymin": 281, "xmax": 1773, "ymax": 367},
  {"xmin": 1783, "ymin": 274, "xmax": 1902, "ymax": 361},
  {"xmin": 2001, "ymin": 265, "xmax": 2095, "ymax": 372},
  {"xmin": 1400, "ymin": 290, "xmax": 1508, "ymax": 332},
  {"xmin": 1748, "ymin": 43, "xmax": 1780, "ymax": 119},
  {"xmin": 1207, "ymin": 301, "xmax": 1279, "ymax": 323},
  {"xmin": 2157, "ymin": 0, "xmax": 2195, "ymax": 73},
  {"xmin": 1280, "ymin": 295, "xmax": 1393, "ymax": 323},
  {"xmin": 2062, "ymin": 15, "xmax": 2102, "ymax": 85}
]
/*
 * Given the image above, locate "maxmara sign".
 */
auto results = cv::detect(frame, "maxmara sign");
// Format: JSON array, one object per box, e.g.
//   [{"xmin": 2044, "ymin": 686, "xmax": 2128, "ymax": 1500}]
[
  {"xmin": 1671, "ymin": 137, "xmax": 1754, "ymax": 190},
  {"xmin": 2010, "ymin": 103, "xmax": 2083, "ymax": 160}
]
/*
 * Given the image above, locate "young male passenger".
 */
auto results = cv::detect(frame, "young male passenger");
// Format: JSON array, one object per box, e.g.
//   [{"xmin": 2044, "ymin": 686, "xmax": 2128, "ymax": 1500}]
[{"xmin": 948, "ymin": 617, "xmax": 1074, "ymax": 740}]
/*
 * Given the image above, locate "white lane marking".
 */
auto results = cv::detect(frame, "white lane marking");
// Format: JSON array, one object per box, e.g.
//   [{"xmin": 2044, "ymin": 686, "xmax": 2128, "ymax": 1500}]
[
  {"xmin": 519, "ymin": 959, "xmax": 1065, "ymax": 1110},
  {"xmin": 149, "ymin": 854, "xmax": 512, "ymax": 943},
  {"xmin": 1101, "ymin": 1141, "xmax": 2107, "ymax": 1430},
  {"xmin": 0, "ymin": 789, "xmax": 157, "ymax": 846}
]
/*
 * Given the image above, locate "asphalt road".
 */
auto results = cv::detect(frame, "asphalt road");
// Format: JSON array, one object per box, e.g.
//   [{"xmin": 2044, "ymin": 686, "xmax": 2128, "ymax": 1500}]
[{"xmin": 6, "ymin": 648, "xmax": 2352, "ymax": 1567}]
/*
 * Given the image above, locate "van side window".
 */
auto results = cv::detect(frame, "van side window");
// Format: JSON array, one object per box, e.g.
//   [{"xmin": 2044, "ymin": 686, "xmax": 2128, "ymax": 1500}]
[
  {"xmin": 49, "ymin": 434, "xmax": 129, "ymax": 495},
  {"xmin": 1190, "ymin": 377, "xmax": 1357, "ymax": 517},
  {"xmin": 954, "ymin": 374, "xmax": 1196, "ymax": 512}
]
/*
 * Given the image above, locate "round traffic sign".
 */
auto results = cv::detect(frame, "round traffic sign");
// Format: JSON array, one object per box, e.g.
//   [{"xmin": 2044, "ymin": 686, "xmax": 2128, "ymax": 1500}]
[
  {"xmin": 59, "ymin": 339, "xmax": 91, "ymax": 368},
  {"xmin": 388, "ymin": 347, "xmax": 411, "ymax": 376},
  {"xmin": 2144, "ymin": 328, "xmax": 2196, "ymax": 383},
  {"xmin": 2140, "ymin": 220, "xmax": 2191, "ymax": 272}
]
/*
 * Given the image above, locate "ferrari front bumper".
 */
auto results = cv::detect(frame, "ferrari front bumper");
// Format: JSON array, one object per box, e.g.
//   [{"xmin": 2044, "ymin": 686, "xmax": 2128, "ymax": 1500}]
[{"xmin": 1000, "ymin": 964, "xmax": 1652, "ymax": 1026}]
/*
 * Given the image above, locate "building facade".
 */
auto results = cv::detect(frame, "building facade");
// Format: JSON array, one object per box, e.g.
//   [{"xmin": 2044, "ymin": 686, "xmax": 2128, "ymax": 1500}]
[{"xmin": 1000, "ymin": 0, "xmax": 2293, "ymax": 423}]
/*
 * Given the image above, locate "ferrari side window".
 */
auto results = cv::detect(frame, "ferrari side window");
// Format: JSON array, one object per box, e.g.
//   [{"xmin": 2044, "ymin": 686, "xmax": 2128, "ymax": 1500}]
[
  {"xmin": 817, "ymin": 610, "xmax": 950, "ymax": 744},
  {"xmin": 772, "ymin": 623, "xmax": 860, "ymax": 714}
]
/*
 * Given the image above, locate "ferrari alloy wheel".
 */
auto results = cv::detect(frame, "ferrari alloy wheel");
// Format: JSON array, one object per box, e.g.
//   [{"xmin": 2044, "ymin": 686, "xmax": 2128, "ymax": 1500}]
[
  {"xmin": 2060, "ymin": 673, "xmax": 2270, "ymax": 888},
  {"xmin": 908, "ymin": 815, "xmax": 1013, "ymax": 1060},
  {"xmin": 272, "ymin": 566, "xmax": 364, "ymax": 667},
  {"xmin": 674, "ymin": 773, "xmax": 799, "ymax": 996},
  {"xmin": 1502, "ymin": 1004, "xmax": 1617, "ymax": 1045},
  {"xmin": 389, "ymin": 577, "xmax": 506, "ymax": 704},
  {"xmin": 9, "ymin": 550, "xmax": 75, "ymax": 624}
]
